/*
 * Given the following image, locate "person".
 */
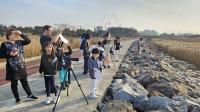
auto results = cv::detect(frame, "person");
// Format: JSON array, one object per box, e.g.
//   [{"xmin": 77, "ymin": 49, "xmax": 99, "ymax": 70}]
[
  {"xmin": 80, "ymin": 33, "xmax": 91, "ymax": 75},
  {"xmin": 53, "ymin": 32, "xmax": 72, "ymax": 90},
  {"xmin": 88, "ymin": 48, "xmax": 102, "ymax": 99},
  {"xmin": 102, "ymin": 32, "xmax": 112, "ymax": 68},
  {"xmin": 97, "ymin": 41, "xmax": 105, "ymax": 67},
  {"xmin": 39, "ymin": 42, "xmax": 58, "ymax": 104},
  {"xmin": 40, "ymin": 25, "xmax": 59, "ymax": 52},
  {"xmin": 0, "ymin": 28, "xmax": 38, "ymax": 103},
  {"xmin": 40, "ymin": 25, "xmax": 60, "ymax": 93},
  {"xmin": 79, "ymin": 33, "xmax": 85, "ymax": 52},
  {"xmin": 114, "ymin": 36, "xmax": 121, "ymax": 61},
  {"xmin": 137, "ymin": 37, "xmax": 144, "ymax": 54}
]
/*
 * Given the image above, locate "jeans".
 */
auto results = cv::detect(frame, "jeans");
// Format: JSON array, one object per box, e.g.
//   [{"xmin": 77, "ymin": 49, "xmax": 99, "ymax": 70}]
[{"xmin": 59, "ymin": 67, "xmax": 68, "ymax": 83}]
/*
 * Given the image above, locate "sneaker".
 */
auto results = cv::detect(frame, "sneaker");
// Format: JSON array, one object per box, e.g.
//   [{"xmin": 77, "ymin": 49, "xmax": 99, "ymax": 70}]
[
  {"xmin": 103, "ymin": 65, "xmax": 106, "ymax": 69},
  {"xmin": 107, "ymin": 65, "xmax": 111, "ymax": 68},
  {"xmin": 16, "ymin": 98, "xmax": 22, "ymax": 103},
  {"xmin": 27, "ymin": 95, "xmax": 38, "ymax": 100},
  {"xmin": 45, "ymin": 97, "xmax": 52, "ymax": 104},
  {"xmin": 90, "ymin": 94, "xmax": 98, "ymax": 99}
]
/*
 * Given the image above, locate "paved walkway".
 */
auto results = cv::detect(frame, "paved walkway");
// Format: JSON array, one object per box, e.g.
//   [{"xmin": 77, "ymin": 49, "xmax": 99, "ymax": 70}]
[{"xmin": 0, "ymin": 39, "xmax": 134, "ymax": 112}]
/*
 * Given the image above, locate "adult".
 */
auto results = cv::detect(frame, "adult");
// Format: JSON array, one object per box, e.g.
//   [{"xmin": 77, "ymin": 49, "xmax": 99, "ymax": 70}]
[
  {"xmin": 102, "ymin": 32, "xmax": 112, "ymax": 68},
  {"xmin": 114, "ymin": 36, "xmax": 121, "ymax": 61},
  {"xmin": 0, "ymin": 28, "xmax": 38, "ymax": 103},
  {"xmin": 137, "ymin": 37, "xmax": 144, "ymax": 54},
  {"xmin": 80, "ymin": 33, "xmax": 91, "ymax": 75},
  {"xmin": 40, "ymin": 25, "xmax": 59, "ymax": 51}
]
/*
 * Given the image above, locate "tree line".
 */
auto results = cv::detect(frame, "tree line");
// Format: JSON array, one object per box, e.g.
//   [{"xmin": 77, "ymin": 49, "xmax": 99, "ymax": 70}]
[{"xmin": 0, "ymin": 24, "xmax": 139, "ymax": 38}]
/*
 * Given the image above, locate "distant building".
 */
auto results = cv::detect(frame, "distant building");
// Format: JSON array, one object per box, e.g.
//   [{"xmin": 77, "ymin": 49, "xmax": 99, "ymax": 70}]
[
  {"xmin": 95, "ymin": 26, "xmax": 103, "ymax": 32},
  {"xmin": 139, "ymin": 29, "xmax": 158, "ymax": 36}
]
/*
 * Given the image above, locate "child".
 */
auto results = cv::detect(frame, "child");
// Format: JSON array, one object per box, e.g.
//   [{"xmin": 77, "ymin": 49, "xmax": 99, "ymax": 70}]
[
  {"xmin": 88, "ymin": 48, "xmax": 102, "ymax": 99},
  {"xmin": 57, "ymin": 43, "xmax": 72, "ymax": 90},
  {"xmin": 114, "ymin": 36, "xmax": 121, "ymax": 61},
  {"xmin": 0, "ymin": 28, "xmax": 38, "ymax": 103},
  {"xmin": 97, "ymin": 41, "xmax": 105, "ymax": 67},
  {"xmin": 39, "ymin": 42, "xmax": 58, "ymax": 104},
  {"xmin": 52, "ymin": 31, "xmax": 72, "ymax": 90}
]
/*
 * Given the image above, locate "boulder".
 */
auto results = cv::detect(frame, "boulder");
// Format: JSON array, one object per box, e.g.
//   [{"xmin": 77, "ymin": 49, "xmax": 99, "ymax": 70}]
[
  {"xmin": 149, "ymin": 90, "xmax": 165, "ymax": 97},
  {"xmin": 137, "ymin": 96, "xmax": 188, "ymax": 112},
  {"xmin": 100, "ymin": 100, "xmax": 137, "ymax": 112},
  {"xmin": 135, "ymin": 71, "xmax": 159, "ymax": 87},
  {"xmin": 111, "ymin": 78, "xmax": 149, "ymax": 102},
  {"xmin": 147, "ymin": 82, "xmax": 188, "ymax": 98},
  {"xmin": 172, "ymin": 96, "xmax": 200, "ymax": 111}
]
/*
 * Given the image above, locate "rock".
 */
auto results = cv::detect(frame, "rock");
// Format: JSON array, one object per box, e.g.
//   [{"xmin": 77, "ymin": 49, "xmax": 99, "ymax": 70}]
[
  {"xmin": 120, "ymin": 62, "xmax": 130, "ymax": 70},
  {"xmin": 159, "ymin": 72, "xmax": 172, "ymax": 82},
  {"xmin": 131, "ymin": 95, "xmax": 148, "ymax": 109},
  {"xmin": 159, "ymin": 60, "xmax": 177, "ymax": 74},
  {"xmin": 135, "ymin": 71, "xmax": 159, "ymax": 87},
  {"xmin": 114, "ymin": 72, "xmax": 127, "ymax": 79},
  {"xmin": 111, "ymin": 79, "xmax": 124, "ymax": 86},
  {"xmin": 126, "ymin": 78, "xmax": 149, "ymax": 96},
  {"xmin": 147, "ymin": 82, "xmax": 188, "ymax": 98},
  {"xmin": 172, "ymin": 96, "xmax": 200, "ymax": 111},
  {"xmin": 137, "ymin": 96, "xmax": 188, "ymax": 112},
  {"xmin": 111, "ymin": 78, "xmax": 149, "ymax": 102},
  {"xmin": 149, "ymin": 90, "xmax": 165, "ymax": 97},
  {"xmin": 191, "ymin": 107, "xmax": 200, "ymax": 112},
  {"xmin": 131, "ymin": 67, "xmax": 140, "ymax": 76},
  {"xmin": 100, "ymin": 100, "xmax": 137, "ymax": 112}
]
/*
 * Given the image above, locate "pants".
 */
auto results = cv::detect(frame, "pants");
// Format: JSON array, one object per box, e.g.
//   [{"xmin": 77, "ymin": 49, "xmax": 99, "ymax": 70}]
[
  {"xmin": 11, "ymin": 77, "xmax": 32, "ymax": 99},
  {"xmin": 90, "ymin": 79, "xmax": 98, "ymax": 95},
  {"xmin": 115, "ymin": 50, "xmax": 120, "ymax": 60},
  {"xmin": 44, "ymin": 76, "xmax": 57, "ymax": 97},
  {"xmin": 138, "ymin": 46, "xmax": 143, "ymax": 54},
  {"xmin": 83, "ymin": 55, "xmax": 89, "ymax": 73},
  {"xmin": 59, "ymin": 67, "xmax": 68, "ymax": 83}
]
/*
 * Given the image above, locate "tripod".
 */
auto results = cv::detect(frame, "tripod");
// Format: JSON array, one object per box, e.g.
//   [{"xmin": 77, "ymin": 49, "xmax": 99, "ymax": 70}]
[{"xmin": 52, "ymin": 67, "xmax": 89, "ymax": 112}]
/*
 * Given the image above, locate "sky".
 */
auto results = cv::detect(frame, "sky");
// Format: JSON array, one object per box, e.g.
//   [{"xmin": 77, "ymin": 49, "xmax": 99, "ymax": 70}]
[{"xmin": 0, "ymin": 0, "xmax": 200, "ymax": 33}]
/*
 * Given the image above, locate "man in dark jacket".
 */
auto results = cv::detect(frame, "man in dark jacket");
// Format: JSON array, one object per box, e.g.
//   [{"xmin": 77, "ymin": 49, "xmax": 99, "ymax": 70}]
[
  {"xmin": 40, "ymin": 25, "xmax": 60, "ymax": 51},
  {"xmin": 80, "ymin": 33, "xmax": 91, "ymax": 75},
  {"xmin": 0, "ymin": 28, "xmax": 38, "ymax": 103}
]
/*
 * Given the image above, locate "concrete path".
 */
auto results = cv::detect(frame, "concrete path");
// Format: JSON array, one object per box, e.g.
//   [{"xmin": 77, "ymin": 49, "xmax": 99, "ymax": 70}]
[{"xmin": 0, "ymin": 39, "xmax": 134, "ymax": 112}]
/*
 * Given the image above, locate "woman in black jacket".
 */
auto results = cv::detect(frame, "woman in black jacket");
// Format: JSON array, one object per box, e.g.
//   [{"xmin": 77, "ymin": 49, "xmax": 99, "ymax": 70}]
[{"xmin": 0, "ymin": 28, "xmax": 38, "ymax": 103}]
